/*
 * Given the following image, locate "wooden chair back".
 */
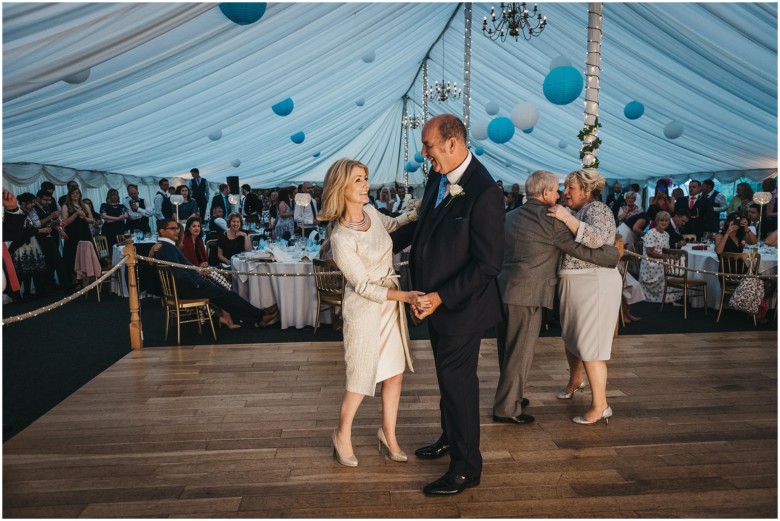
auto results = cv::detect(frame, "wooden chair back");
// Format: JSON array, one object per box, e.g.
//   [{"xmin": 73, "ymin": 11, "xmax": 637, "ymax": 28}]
[
  {"xmin": 93, "ymin": 235, "xmax": 110, "ymax": 263},
  {"xmin": 720, "ymin": 251, "xmax": 761, "ymax": 290},
  {"xmin": 661, "ymin": 248, "xmax": 688, "ymax": 280},
  {"xmin": 682, "ymin": 234, "xmax": 698, "ymax": 243},
  {"xmin": 313, "ymin": 259, "xmax": 345, "ymax": 300},
  {"xmin": 115, "ymin": 233, "xmax": 133, "ymax": 245}
]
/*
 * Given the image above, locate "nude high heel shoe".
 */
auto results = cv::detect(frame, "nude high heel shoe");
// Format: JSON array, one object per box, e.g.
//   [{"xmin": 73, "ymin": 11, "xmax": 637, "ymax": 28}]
[
  {"xmin": 377, "ymin": 427, "xmax": 407, "ymax": 462},
  {"xmin": 331, "ymin": 430, "xmax": 358, "ymax": 467},
  {"xmin": 556, "ymin": 381, "xmax": 586, "ymax": 400},
  {"xmin": 572, "ymin": 406, "xmax": 613, "ymax": 425}
]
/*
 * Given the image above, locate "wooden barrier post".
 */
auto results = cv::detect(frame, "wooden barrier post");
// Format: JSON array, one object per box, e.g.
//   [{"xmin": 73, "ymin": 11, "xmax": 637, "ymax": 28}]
[{"xmin": 124, "ymin": 239, "xmax": 144, "ymax": 349}]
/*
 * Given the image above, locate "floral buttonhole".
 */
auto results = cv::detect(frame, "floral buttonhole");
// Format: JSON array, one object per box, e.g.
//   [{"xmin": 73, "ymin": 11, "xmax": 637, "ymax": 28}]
[{"xmin": 445, "ymin": 185, "xmax": 465, "ymax": 207}]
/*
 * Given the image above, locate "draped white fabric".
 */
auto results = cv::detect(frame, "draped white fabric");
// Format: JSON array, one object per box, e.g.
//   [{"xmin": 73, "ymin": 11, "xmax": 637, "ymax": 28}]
[{"xmin": 2, "ymin": 3, "xmax": 777, "ymax": 192}]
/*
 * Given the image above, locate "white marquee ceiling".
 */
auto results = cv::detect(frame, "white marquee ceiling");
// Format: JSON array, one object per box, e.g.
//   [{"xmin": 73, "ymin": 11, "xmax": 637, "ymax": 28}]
[{"xmin": 3, "ymin": 2, "xmax": 778, "ymax": 188}]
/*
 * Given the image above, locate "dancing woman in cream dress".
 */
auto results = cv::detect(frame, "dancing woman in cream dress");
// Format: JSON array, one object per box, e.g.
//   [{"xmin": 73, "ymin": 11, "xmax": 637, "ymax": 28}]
[
  {"xmin": 548, "ymin": 169, "xmax": 622, "ymax": 425},
  {"xmin": 319, "ymin": 158, "xmax": 423, "ymax": 467}
]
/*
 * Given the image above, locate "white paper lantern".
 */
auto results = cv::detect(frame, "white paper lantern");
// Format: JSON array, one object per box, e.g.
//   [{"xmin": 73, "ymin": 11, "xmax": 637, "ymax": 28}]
[
  {"xmin": 511, "ymin": 102, "xmax": 539, "ymax": 129},
  {"xmin": 231, "ymin": 159, "xmax": 241, "ymax": 168},
  {"xmin": 663, "ymin": 121, "xmax": 685, "ymax": 139},
  {"xmin": 471, "ymin": 120, "xmax": 489, "ymax": 141},
  {"xmin": 485, "ymin": 100, "xmax": 500, "ymax": 116}
]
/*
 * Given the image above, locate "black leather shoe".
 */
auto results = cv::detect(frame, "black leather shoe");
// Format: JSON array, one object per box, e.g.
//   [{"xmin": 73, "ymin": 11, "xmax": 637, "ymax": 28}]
[
  {"xmin": 414, "ymin": 439, "xmax": 450, "ymax": 459},
  {"xmin": 521, "ymin": 398, "xmax": 530, "ymax": 408},
  {"xmin": 493, "ymin": 413, "xmax": 535, "ymax": 424},
  {"xmin": 423, "ymin": 472, "xmax": 480, "ymax": 496}
]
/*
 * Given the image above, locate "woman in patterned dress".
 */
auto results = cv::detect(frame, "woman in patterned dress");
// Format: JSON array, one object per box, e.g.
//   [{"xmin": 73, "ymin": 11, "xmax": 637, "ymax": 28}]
[
  {"xmin": 639, "ymin": 211, "xmax": 676, "ymax": 303},
  {"xmin": 547, "ymin": 169, "xmax": 622, "ymax": 425},
  {"xmin": 319, "ymin": 158, "xmax": 422, "ymax": 467}
]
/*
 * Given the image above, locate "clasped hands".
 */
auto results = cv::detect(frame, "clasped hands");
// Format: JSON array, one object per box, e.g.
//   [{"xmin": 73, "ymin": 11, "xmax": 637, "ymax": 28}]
[{"xmin": 407, "ymin": 291, "xmax": 442, "ymax": 320}]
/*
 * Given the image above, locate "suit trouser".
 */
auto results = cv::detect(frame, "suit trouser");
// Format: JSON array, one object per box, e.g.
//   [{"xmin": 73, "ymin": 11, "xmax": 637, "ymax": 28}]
[
  {"xmin": 178, "ymin": 280, "xmax": 263, "ymax": 324},
  {"xmin": 37, "ymin": 236, "xmax": 65, "ymax": 292},
  {"xmin": 494, "ymin": 304, "xmax": 542, "ymax": 417},
  {"xmin": 428, "ymin": 324, "xmax": 483, "ymax": 479}
]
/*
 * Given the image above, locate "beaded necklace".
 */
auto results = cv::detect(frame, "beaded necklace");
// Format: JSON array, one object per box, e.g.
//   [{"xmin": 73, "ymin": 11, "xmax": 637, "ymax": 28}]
[{"xmin": 340, "ymin": 211, "xmax": 368, "ymax": 231}]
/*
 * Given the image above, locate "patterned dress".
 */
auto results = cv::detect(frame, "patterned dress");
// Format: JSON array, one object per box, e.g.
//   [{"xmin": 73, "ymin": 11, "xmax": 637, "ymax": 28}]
[
  {"xmin": 559, "ymin": 201, "xmax": 622, "ymax": 361},
  {"xmin": 639, "ymin": 228, "xmax": 675, "ymax": 303}
]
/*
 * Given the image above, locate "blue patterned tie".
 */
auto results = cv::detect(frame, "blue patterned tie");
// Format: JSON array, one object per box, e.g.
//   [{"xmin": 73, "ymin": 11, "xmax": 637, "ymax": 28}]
[{"xmin": 435, "ymin": 175, "xmax": 449, "ymax": 208}]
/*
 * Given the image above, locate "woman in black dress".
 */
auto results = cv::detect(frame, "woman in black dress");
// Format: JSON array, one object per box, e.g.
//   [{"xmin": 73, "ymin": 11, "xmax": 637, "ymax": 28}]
[
  {"xmin": 217, "ymin": 212, "xmax": 250, "ymax": 265},
  {"xmin": 100, "ymin": 188, "xmax": 129, "ymax": 248},
  {"xmin": 61, "ymin": 186, "xmax": 95, "ymax": 288}
]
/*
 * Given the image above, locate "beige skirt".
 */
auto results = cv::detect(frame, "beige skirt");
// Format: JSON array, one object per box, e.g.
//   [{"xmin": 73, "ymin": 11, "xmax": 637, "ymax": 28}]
[{"xmin": 559, "ymin": 267, "xmax": 622, "ymax": 361}]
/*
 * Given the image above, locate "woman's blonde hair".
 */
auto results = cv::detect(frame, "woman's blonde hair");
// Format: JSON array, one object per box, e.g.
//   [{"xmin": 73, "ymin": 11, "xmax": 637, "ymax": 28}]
[
  {"xmin": 565, "ymin": 168, "xmax": 606, "ymax": 200},
  {"xmin": 655, "ymin": 211, "xmax": 671, "ymax": 222},
  {"xmin": 319, "ymin": 158, "xmax": 369, "ymax": 222}
]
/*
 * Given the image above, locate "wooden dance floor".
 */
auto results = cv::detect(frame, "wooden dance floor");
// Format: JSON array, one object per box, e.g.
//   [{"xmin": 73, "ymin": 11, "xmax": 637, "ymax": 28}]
[{"xmin": 4, "ymin": 331, "xmax": 777, "ymax": 518}]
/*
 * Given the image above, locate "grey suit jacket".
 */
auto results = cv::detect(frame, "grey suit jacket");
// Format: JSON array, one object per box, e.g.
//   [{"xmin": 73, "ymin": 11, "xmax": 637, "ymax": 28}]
[{"xmin": 497, "ymin": 199, "xmax": 620, "ymax": 309}]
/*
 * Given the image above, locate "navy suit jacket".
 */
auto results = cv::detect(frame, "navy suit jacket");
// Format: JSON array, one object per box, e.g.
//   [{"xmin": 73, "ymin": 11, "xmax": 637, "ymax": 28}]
[
  {"xmin": 155, "ymin": 240, "xmax": 210, "ymax": 289},
  {"xmin": 392, "ymin": 156, "xmax": 504, "ymax": 336}
]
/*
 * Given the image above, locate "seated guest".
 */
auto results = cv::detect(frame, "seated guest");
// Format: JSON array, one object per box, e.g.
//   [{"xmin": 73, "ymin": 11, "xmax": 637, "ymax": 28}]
[
  {"xmin": 616, "ymin": 191, "xmax": 643, "ymax": 223},
  {"xmin": 375, "ymin": 187, "xmax": 393, "ymax": 214},
  {"xmin": 153, "ymin": 218, "xmax": 278, "ymax": 328},
  {"xmin": 765, "ymin": 229, "xmax": 777, "ymax": 247},
  {"xmin": 667, "ymin": 209, "xmax": 691, "ymax": 248},
  {"xmin": 746, "ymin": 204, "xmax": 766, "ymax": 239},
  {"xmin": 715, "ymin": 212, "xmax": 756, "ymax": 255},
  {"xmin": 217, "ymin": 212, "xmax": 250, "ymax": 265},
  {"xmin": 639, "ymin": 211, "xmax": 676, "ymax": 303},
  {"xmin": 616, "ymin": 211, "xmax": 648, "ymax": 246},
  {"xmin": 207, "ymin": 205, "xmax": 228, "ymax": 237},
  {"xmin": 181, "ymin": 216, "xmax": 209, "ymax": 267}
]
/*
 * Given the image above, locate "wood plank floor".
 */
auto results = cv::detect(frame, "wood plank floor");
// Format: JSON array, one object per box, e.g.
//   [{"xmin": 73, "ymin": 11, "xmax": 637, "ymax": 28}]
[{"xmin": 4, "ymin": 331, "xmax": 777, "ymax": 518}]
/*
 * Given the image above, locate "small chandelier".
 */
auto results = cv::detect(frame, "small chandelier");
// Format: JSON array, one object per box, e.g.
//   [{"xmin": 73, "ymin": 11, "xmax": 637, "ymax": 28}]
[
  {"xmin": 427, "ymin": 80, "xmax": 462, "ymax": 103},
  {"xmin": 482, "ymin": 2, "xmax": 547, "ymax": 42},
  {"xmin": 403, "ymin": 113, "xmax": 423, "ymax": 129}
]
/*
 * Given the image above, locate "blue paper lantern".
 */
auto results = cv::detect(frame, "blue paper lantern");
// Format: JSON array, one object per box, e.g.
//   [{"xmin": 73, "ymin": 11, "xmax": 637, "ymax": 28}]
[
  {"xmin": 664, "ymin": 121, "xmax": 684, "ymax": 139},
  {"xmin": 405, "ymin": 161, "xmax": 419, "ymax": 172},
  {"xmin": 558, "ymin": 140, "xmax": 567, "ymax": 149},
  {"xmin": 291, "ymin": 131, "xmax": 305, "ymax": 144},
  {"xmin": 474, "ymin": 146, "xmax": 485, "ymax": 156},
  {"xmin": 272, "ymin": 98, "xmax": 294, "ymax": 117},
  {"xmin": 313, "ymin": 152, "xmax": 321, "ymax": 158},
  {"xmin": 207, "ymin": 130, "xmax": 223, "ymax": 141},
  {"xmin": 624, "ymin": 100, "xmax": 645, "ymax": 120},
  {"xmin": 219, "ymin": 3, "xmax": 267, "ymax": 25},
  {"xmin": 355, "ymin": 98, "xmax": 365, "ymax": 107},
  {"xmin": 414, "ymin": 151, "xmax": 424, "ymax": 163},
  {"xmin": 487, "ymin": 117, "xmax": 515, "ymax": 144},
  {"xmin": 522, "ymin": 127, "xmax": 534, "ymax": 134},
  {"xmin": 543, "ymin": 66, "xmax": 584, "ymax": 105}
]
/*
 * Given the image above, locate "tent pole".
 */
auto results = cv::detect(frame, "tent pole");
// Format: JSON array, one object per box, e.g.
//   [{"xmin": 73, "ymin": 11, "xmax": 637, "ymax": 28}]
[
  {"xmin": 581, "ymin": 3, "xmax": 603, "ymax": 169},
  {"xmin": 463, "ymin": 3, "xmax": 473, "ymax": 138}
]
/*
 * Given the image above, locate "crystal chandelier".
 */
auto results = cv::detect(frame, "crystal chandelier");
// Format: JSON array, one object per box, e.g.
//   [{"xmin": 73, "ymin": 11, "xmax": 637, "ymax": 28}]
[
  {"xmin": 482, "ymin": 2, "xmax": 547, "ymax": 42},
  {"xmin": 402, "ymin": 113, "xmax": 423, "ymax": 129},
  {"xmin": 425, "ymin": 39, "xmax": 462, "ymax": 103}
]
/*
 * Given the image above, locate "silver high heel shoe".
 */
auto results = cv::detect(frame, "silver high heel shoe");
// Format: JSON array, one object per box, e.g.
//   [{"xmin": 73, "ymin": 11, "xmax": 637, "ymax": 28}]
[
  {"xmin": 572, "ymin": 406, "xmax": 613, "ymax": 425},
  {"xmin": 377, "ymin": 427, "xmax": 407, "ymax": 462},
  {"xmin": 331, "ymin": 430, "xmax": 358, "ymax": 467},
  {"xmin": 556, "ymin": 381, "xmax": 586, "ymax": 400}
]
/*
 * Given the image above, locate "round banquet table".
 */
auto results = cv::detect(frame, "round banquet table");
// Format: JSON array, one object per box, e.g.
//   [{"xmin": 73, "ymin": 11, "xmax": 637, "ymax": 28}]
[
  {"xmin": 231, "ymin": 253, "xmax": 332, "ymax": 330},
  {"xmin": 111, "ymin": 240, "xmax": 158, "ymax": 297},
  {"xmin": 681, "ymin": 244, "xmax": 778, "ymax": 308}
]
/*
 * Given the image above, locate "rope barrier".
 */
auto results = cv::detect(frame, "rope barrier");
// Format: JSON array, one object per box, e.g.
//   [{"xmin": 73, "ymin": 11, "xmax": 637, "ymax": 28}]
[
  {"xmin": 3, "ymin": 257, "xmax": 128, "ymax": 325},
  {"xmin": 136, "ymin": 254, "xmax": 409, "ymax": 277},
  {"xmin": 622, "ymin": 250, "xmax": 778, "ymax": 279}
]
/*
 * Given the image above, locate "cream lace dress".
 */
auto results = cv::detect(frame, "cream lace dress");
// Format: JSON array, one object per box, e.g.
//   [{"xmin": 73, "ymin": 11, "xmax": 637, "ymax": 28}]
[{"xmin": 330, "ymin": 205, "xmax": 414, "ymax": 396}]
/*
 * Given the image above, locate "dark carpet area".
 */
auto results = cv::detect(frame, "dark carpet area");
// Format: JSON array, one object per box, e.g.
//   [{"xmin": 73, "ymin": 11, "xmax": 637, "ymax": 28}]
[{"xmin": 3, "ymin": 291, "xmax": 777, "ymax": 441}]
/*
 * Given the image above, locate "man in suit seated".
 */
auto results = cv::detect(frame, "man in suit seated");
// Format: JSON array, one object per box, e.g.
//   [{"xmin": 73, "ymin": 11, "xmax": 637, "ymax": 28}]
[
  {"xmin": 494, "ymin": 170, "xmax": 619, "ymax": 425},
  {"xmin": 667, "ymin": 208, "xmax": 690, "ymax": 248},
  {"xmin": 153, "ymin": 218, "xmax": 278, "ymax": 328}
]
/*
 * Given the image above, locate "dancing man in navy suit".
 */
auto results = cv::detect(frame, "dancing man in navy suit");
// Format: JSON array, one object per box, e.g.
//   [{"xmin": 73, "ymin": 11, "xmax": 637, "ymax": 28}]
[{"xmin": 392, "ymin": 114, "xmax": 504, "ymax": 495}]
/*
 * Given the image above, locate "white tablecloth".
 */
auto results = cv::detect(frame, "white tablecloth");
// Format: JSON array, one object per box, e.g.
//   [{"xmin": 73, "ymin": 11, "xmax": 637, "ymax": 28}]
[
  {"xmin": 231, "ymin": 254, "xmax": 332, "ymax": 330},
  {"xmin": 682, "ymin": 245, "xmax": 778, "ymax": 308},
  {"xmin": 111, "ymin": 240, "xmax": 157, "ymax": 297}
]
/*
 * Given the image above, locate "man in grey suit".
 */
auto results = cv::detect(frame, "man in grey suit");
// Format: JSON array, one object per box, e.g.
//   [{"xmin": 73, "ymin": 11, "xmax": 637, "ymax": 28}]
[{"xmin": 493, "ymin": 170, "xmax": 620, "ymax": 424}]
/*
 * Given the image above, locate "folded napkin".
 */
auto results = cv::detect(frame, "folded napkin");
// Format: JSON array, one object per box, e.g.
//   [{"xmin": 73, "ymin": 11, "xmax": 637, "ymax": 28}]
[{"xmin": 270, "ymin": 247, "xmax": 293, "ymax": 262}]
